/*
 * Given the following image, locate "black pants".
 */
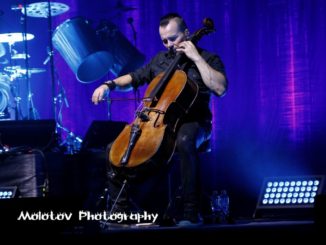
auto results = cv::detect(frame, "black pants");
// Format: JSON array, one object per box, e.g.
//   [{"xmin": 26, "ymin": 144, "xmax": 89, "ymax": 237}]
[{"xmin": 106, "ymin": 121, "xmax": 211, "ymax": 217}]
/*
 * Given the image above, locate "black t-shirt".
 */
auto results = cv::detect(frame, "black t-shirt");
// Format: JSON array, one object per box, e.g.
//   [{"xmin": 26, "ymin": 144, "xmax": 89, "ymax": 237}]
[{"xmin": 130, "ymin": 48, "xmax": 227, "ymax": 123}]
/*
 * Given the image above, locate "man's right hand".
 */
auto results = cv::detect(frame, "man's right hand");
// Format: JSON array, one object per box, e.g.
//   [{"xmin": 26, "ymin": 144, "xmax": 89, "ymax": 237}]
[{"xmin": 92, "ymin": 84, "xmax": 108, "ymax": 105}]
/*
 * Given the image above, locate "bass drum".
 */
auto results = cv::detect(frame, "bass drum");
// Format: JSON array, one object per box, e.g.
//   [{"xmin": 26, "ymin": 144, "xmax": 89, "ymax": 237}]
[{"xmin": 52, "ymin": 17, "xmax": 113, "ymax": 83}]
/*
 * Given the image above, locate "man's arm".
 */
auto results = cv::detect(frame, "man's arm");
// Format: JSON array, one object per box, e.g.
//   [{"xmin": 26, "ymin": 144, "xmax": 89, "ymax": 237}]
[
  {"xmin": 92, "ymin": 74, "xmax": 133, "ymax": 105},
  {"xmin": 193, "ymin": 56, "xmax": 227, "ymax": 96},
  {"xmin": 176, "ymin": 41, "xmax": 227, "ymax": 96}
]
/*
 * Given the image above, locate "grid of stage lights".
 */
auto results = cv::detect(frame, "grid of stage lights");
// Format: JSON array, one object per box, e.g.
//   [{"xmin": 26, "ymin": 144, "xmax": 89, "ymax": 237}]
[
  {"xmin": 0, "ymin": 190, "xmax": 14, "ymax": 199},
  {"xmin": 261, "ymin": 177, "xmax": 323, "ymax": 207}
]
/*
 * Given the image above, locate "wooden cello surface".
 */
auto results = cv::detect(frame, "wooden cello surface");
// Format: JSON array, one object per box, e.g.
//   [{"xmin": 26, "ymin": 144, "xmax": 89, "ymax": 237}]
[{"xmin": 109, "ymin": 70, "xmax": 198, "ymax": 168}]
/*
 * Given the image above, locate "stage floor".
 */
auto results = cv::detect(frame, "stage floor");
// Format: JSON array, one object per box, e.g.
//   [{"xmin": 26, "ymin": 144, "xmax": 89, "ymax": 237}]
[{"xmin": 59, "ymin": 218, "xmax": 321, "ymax": 242}]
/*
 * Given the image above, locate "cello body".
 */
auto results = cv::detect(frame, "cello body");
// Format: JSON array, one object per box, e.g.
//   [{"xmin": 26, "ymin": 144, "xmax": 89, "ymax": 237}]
[{"xmin": 109, "ymin": 70, "xmax": 198, "ymax": 168}]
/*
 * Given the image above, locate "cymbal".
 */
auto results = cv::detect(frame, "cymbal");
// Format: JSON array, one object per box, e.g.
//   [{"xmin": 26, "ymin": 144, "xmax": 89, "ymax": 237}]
[
  {"xmin": 11, "ymin": 53, "xmax": 30, "ymax": 59},
  {"xmin": 17, "ymin": 68, "xmax": 46, "ymax": 75},
  {"xmin": 0, "ymin": 33, "xmax": 34, "ymax": 43},
  {"xmin": 22, "ymin": 2, "xmax": 69, "ymax": 18},
  {"xmin": 4, "ymin": 66, "xmax": 46, "ymax": 75},
  {"xmin": 4, "ymin": 66, "xmax": 20, "ymax": 73}
]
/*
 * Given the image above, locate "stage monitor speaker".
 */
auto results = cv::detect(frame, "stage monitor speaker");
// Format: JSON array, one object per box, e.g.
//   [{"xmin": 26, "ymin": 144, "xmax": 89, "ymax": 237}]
[
  {"xmin": 0, "ymin": 120, "xmax": 56, "ymax": 150},
  {"xmin": 0, "ymin": 153, "xmax": 46, "ymax": 197},
  {"xmin": 81, "ymin": 120, "xmax": 127, "ymax": 151}
]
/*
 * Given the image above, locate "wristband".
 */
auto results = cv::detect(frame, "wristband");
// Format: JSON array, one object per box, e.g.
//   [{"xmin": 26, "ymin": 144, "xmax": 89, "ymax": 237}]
[{"xmin": 103, "ymin": 80, "xmax": 116, "ymax": 90}]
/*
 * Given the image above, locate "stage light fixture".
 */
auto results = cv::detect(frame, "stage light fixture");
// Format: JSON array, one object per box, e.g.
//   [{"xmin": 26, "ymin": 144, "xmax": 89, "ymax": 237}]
[
  {"xmin": 253, "ymin": 175, "xmax": 325, "ymax": 219},
  {"xmin": 0, "ymin": 186, "xmax": 18, "ymax": 199}
]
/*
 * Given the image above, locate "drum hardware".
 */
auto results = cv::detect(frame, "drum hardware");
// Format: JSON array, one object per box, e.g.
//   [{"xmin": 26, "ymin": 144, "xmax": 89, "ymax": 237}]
[
  {"xmin": 12, "ymin": 91, "xmax": 24, "ymax": 121},
  {"xmin": 4, "ymin": 66, "xmax": 21, "ymax": 73},
  {"xmin": 4, "ymin": 66, "xmax": 45, "ymax": 74},
  {"xmin": 52, "ymin": 75, "xmax": 81, "ymax": 155},
  {"xmin": 13, "ymin": 67, "xmax": 46, "ymax": 76},
  {"xmin": 19, "ymin": 1, "xmax": 81, "ymax": 153},
  {"xmin": 4, "ymin": 66, "xmax": 45, "ymax": 80},
  {"xmin": 43, "ymin": 47, "xmax": 53, "ymax": 65},
  {"xmin": 16, "ymin": 1, "xmax": 69, "ymax": 122},
  {"xmin": 4, "ymin": 66, "xmax": 20, "ymax": 81},
  {"xmin": 0, "ymin": 33, "xmax": 35, "ymax": 121},
  {"xmin": 0, "ymin": 32, "xmax": 34, "ymax": 85},
  {"xmin": 11, "ymin": 53, "xmax": 30, "ymax": 60},
  {"xmin": 56, "ymin": 123, "xmax": 83, "ymax": 155},
  {"xmin": 22, "ymin": 1, "xmax": 38, "ymax": 120},
  {"xmin": 3, "ymin": 1, "xmax": 38, "ymax": 120},
  {"xmin": 37, "ymin": 1, "xmax": 71, "ymax": 144}
]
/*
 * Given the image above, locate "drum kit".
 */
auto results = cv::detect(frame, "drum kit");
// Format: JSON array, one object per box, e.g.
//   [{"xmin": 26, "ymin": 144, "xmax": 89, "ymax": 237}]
[
  {"xmin": 0, "ymin": 1, "xmax": 142, "ymax": 122},
  {"xmin": 0, "ymin": 1, "xmax": 144, "ymax": 155},
  {"xmin": 0, "ymin": 2, "xmax": 69, "ymax": 120}
]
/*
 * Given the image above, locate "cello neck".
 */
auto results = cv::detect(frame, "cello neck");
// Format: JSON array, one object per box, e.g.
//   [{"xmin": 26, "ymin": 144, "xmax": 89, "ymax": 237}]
[{"xmin": 148, "ymin": 52, "xmax": 184, "ymax": 100}]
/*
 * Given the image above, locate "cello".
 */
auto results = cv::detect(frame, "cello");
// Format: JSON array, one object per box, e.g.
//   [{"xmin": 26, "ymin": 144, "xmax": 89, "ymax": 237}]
[{"xmin": 109, "ymin": 18, "xmax": 215, "ymax": 172}]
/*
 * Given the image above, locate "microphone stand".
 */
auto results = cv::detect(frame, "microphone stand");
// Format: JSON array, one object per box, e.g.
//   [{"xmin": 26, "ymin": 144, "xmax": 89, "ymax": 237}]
[
  {"xmin": 46, "ymin": 0, "xmax": 56, "ymax": 121},
  {"xmin": 22, "ymin": 0, "xmax": 38, "ymax": 120},
  {"xmin": 54, "ymin": 71, "xmax": 69, "ymax": 125},
  {"xmin": 53, "ymin": 68, "xmax": 82, "ymax": 154},
  {"xmin": 106, "ymin": 90, "xmax": 112, "ymax": 120}
]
